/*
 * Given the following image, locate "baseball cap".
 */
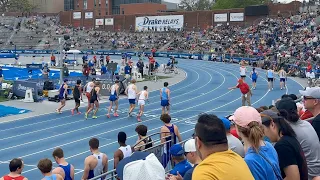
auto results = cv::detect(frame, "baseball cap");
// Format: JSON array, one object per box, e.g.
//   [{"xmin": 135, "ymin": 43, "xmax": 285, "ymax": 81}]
[
  {"xmin": 63, "ymin": 79, "xmax": 68, "ymax": 82},
  {"xmin": 184, "ymin": 139, "xmax": 196, "ymax": 153},
  {"xmin": 260, "ymin": 109, "xmax": 282, "ymax": 124},
  {"xmin": 299, "ymin": 87, "xmax": 320, "ymax": 99},
  {"xmin": 232, "ymin": 106, "xmax": 262, "ymax": 128},
  {"xmin": 220, "ymin": 117, "xmax": 231, "ymax": 130},
  {"xmin": 276, "ymin": 98, "xmax": 297, "ymax": 113},
  {"xmin": 170, "ymin": 144, "xmax": 184, "ymax": 156}
]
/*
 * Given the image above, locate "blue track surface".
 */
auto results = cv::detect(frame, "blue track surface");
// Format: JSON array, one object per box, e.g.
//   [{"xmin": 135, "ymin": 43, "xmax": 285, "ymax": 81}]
[{"xmin": 0, "ymin": 59, "xmax": 303, "ymax": 179}]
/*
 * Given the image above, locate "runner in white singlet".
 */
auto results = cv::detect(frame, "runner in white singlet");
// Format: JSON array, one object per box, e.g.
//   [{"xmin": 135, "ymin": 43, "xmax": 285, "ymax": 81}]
[
  {"xmin": 137, "ymin": 86, "xmax": 149, "ymax": 122},
  {"xmin": 114, "ymin": 132, "xmax": 133, "ymax": 169},
  {"xmin": 125, "ymin": 79, "xmax": 137, "ymax": 117}
]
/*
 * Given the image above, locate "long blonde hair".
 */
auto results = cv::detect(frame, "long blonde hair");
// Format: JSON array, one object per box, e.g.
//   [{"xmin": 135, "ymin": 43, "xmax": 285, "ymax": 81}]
[{"xmin": 237, "ymin": 121, "xmax": 264, "ymax": 152}]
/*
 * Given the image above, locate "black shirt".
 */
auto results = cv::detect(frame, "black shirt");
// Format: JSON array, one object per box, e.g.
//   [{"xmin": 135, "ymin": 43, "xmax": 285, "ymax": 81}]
[
  {"xmin": 73, "ymin": 85, "xmax": 80, "ymax": 99},
  {"xmin": 275, "ymin": 135, "xmax": 308, "ymax": 180},
  {"xmin": 312, "ymin": 114, "xmax": 320, "ymax": 141}
]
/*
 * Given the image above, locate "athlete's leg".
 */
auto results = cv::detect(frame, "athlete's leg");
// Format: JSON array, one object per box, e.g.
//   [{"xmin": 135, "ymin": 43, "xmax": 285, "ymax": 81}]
[
  {"xmin": 57, "ymin": 99, "xmax": 66, "ymax": 112},
  {"xmin": 107, "ymin": 101, "xmax": 113, "ymax": 117},
  {"xmin": 92, "ymin": 101, "xmax": 99, "ymax": 118},
  {"xmin": 114, "ymin": 100, "xmax": 119, "ymax": 116}
]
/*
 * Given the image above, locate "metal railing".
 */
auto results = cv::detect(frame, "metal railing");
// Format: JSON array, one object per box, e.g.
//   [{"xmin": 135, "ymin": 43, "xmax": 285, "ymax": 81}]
[{"xmin": 88, "ymin": 132, "xmax": 181, "ymax": 180}]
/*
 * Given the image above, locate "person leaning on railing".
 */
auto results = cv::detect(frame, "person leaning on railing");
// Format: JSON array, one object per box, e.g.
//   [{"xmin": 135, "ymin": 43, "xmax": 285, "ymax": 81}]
[{"xmin": 134, "ymin": 124, "xmax": 153, "ymax": 151}]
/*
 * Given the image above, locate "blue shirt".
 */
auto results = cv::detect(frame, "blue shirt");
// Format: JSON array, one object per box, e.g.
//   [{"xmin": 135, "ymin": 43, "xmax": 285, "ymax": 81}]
[
  {"xmin": 169, "ymin": 159, "xmax": 192, "ymax": 177},
  {"xmin": 124, "ymin": 66, "xmax": 130, "ymax": 75},
  {"xmin": 0, "ymin": 69, "xmax": 2, "ymax": 77},
  {"xmin": 101, "ymin": 66, "xmax": 107, "ymax": 74},
  {"xmin": 183, "ymin": 164, "xmax": 197, "ymax": 180},
  {"xmin": 245, "ymin": 141, "xmax": 282, "ymax": 180}
]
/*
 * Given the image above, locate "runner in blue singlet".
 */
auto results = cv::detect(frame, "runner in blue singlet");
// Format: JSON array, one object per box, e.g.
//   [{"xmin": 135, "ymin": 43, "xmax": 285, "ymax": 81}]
[
  {"xmin": 250, "ymin": 67, "xmax": 258, "ymax": 90},
  {"xmin": 160, "ymin": 82, "xmax": 170, "ymax": 115},
  {"xmin": 160, "ymin": 114, "xmax": 182, "ymax": 168},
  {"xmin": 56, "ymin": 79, "xmax": 68, "ymax": 114},
  {"xmin": 52, "ymin": 147, "xmax": 74, "ymax": 180}
]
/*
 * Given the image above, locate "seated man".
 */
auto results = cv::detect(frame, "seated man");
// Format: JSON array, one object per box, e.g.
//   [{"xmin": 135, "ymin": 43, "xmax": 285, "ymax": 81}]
[{"xmin": 169, "ymin": 144, "xmax": 192, "ymax": 177}]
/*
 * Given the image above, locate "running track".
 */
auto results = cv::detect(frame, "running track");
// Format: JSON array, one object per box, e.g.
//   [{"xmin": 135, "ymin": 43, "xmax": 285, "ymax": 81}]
[{"xmin": 0, "ymin": 58, "xmax": 304, "ymax": 179}]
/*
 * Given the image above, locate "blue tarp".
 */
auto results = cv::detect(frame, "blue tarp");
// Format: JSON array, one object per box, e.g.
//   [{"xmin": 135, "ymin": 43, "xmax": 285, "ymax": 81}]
[{"xmin": 0, "ymin": 105, "xmax": 30, "ymax": 117}]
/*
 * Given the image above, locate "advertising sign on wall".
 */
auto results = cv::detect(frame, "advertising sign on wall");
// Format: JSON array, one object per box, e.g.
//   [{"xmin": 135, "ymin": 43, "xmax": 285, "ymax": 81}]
[
  {"xmin": 95, "ymin": 19, "xmax": 104, "ymax": 26},
  {"xmin": 230, "ymin": 13, "xmax": 244, "ymax": 22},
  {"xmin": 135, "ymin": 15, "xmax": 184, "ymax": 31},
  {"xmin": 73, "ymin": 12, "xmax": 81, "ymax": 19},
  {"xmin": 85, "ymin": 12, "xmax": 93, "ymax": 19},
  {"xmin": 214, "ymin": 14, "xmax": 228, "ymax": 22},
  {"xmin": 105, "ymin": 18, "xmax": 114, "ymax": 25}
]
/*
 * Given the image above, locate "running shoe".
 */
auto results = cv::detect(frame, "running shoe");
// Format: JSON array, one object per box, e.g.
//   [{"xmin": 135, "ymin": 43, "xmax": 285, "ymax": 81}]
[
  {"xmin": 92, "ymin": 116, "xmax": 97, "ymax": 119},
  {"xmin": 106, "ymin": 114, "xmax": 110, "ymax": 118},
  {"xmin": 77, "ymin": 112, "xmax": 81, "ymax": 115},
  {"xmin": 85, "ymin": 113, "xmax": 88, "ymax": 119},
  {"xmin": 114, "ymin": 113, "xmax": 119, "ymax": 117},
  {"xmin": 137, "ymin": 115, "xmax": 142, "ymax": 122},
  {"xmin": 71, "ymin": 109, "xmax": 74, "ymax": 115}
]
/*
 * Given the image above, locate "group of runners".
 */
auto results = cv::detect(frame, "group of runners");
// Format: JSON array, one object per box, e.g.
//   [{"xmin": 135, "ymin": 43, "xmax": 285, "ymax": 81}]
[{"xmin": 55, "ymin": 77, "xmax": 171, "ymax": 122}]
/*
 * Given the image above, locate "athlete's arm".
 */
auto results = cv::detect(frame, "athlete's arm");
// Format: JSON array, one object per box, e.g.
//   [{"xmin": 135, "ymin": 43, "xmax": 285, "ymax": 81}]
[
  {"xmin": 159, "ymin": 89, "xmax": 162, "ymax": 100},
  {"xmin": 174, "ymin": 125, "xmax": 183, "ymax": 142},
  {"xmin": 23, "ymin": 178, "xmax": 28, "ymax": 180},
  {"xmin": 102, "ymin": 154, "xmax": 108, "ymax": 179},
  {"xmin": 167, "ymin": 89, "xmax": 170, "ymax": 102},
  {"xmin": 56, "ymin": 174, "xmax": 64, "ymax": 180},
  {"xmin": 70, "ymin": 164, "xmax": 75, "ymax": 180},
  {"xmin": 81, "ymin": 157, "xmax": 91, "ymax": 180},
  {"xmin": 52, "ymin": 167, "xmax": 64, "ymax": 179},
  {"xmin": 114, "ymin": 150, "xmax": 121, "ymax": 169},
  {"xmin": 146, "ymin": 91, "xmax": 149, "ymax": 100}
]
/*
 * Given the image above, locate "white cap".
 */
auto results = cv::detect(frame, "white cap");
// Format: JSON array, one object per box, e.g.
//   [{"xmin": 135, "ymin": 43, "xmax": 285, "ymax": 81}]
[
  {"xmin": 299, "ymin": 87, "xmax": 320, "ymax": 99},
  {"xmin": 184, "ymin": 139, "xmax": 196, "ymax": 153},
  {"xmin": 123, "ymin": 153, "xmax": 165, "ymax": 180}
]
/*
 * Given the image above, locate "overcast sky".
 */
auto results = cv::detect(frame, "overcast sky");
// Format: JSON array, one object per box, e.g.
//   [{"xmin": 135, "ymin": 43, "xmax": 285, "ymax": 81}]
[{"xmin": 167, "ymin": 0, "xmax": 306, "ymax": 4}]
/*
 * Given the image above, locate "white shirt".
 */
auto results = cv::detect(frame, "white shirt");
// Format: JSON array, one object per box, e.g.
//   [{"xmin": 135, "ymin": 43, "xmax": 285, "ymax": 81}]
[
  {"xmin": 127, "ymin": 84, "xmax": 136, "ymax": 99},
  {"xmin": 86, "ymin": 82, "xmax": 94, "ymax": 93},
  {"xmin": 240, "ymin": 66, "xmax": 246, "ymax": 76},
  {"xmin": 119, "ymin": 145, "xmax": 132, "ymax": 159},
  {"xmin": 139, "ymin": 90, "xmax": 147, "ymax": 100}
]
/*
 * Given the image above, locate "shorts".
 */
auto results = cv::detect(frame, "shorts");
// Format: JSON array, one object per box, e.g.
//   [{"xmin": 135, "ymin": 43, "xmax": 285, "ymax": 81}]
[
  {"xmin": 59, "ymin": 95, "xmax": 66, "ymax": 100},
  {"xmin": 129, "ymin": 99, "xmax": 136, "ymax": 104},
  {"xmin": 75, "ymin": 98, "xmax": 80, "ymax": 104},
  {"xmin": 161, "ymin": 100, "xmax": 169, "ymax": 107},
  {"xmin": 280, "ymin": 78, "xmax": 286, "ymax": 82},
  {"xmin": 241, "ymin": 75, "xmax": 246, "ymax": 78},
  {"xmin": 252, "ymin": 78, "xmax": 257, "ymax": 83},
  {"xmin": 90, "ymin": 99, "xmax": 98, "ymax": 104},
  {"xmin": 268, "ymin": 78, "xmax": 274, "ymax": 82},
  {"xmin": 138, "ymin": 100, "xmax": 145, "ymax": 106},
  {"xmin": 86, "ymin": 92, "xmax": 91, "ymax": 101},
  {"xmin": 109, "ymin": 95, "xmax": 118, "ymax": 101}
]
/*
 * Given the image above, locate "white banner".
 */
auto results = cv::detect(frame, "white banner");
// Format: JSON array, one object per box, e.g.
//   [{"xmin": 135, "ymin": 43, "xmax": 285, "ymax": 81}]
[
  {"xmin": 73, "ymin": 12, "xmax": 81, "ymax": 19},
  {"xmin": 230, "ymin": 13, "xmax": 244, "ymax": 22},
  {"xmin": 214, "ymin": 14, "xmax": 227, "ymax": 22},
  {"xmin": 85, "ymin": 12, "xmax": 93, "ymax": 19},
  {"xmin": 135, "ymin": 15, "xmax": 184, "ymax": 31},
  {"xmin": 95, "ymin": 19, "xmax": 104, "ymax": 26},
  {"xmin": 105, "ymin": 18, "xmax": 114, "ymax": 25}
]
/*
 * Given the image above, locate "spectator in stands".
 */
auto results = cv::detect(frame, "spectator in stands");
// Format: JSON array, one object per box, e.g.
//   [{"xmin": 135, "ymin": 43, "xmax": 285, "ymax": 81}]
[
  {"xmin": 42, "ymin": 64, "xmax": 50, "ymax": 79},
  {"xmin": 228, "ymin": 79, "xmax": 251, "ymax": 106},
  {"xmin": 299, "ymin": 87, "xmax": 320, "ymax": 140},
  {"xmin": 82, "ymin": 64, "xmax": 90, "ymax": 80},
  {"xmin": 37, "ymin": 158, "xmax": 63, "ymax": 180},
  {"xmin": 63, "ymin": 64, "xmax": 69, "ymax": 77},
  {"xmin": 232, "ymin": 106, "xmax": 282, "ymax": 180},
  {"xmin": 50, "ymin": 53, "xmax": 56, "ymax": 67},
  {"xmin": 160, "ymin": 114, "xmax": 182, "ymax": 168},
  {"xmin": 261, "ymin": 110, "xmax": 308, "ymax": 180},
  {"xmin": 168, "ymin": 144, "xmax": 192, "ymax": 177},
  {"xmin": 0, "ymin": 158, "xmax": 28, "ymax": 180},
  {"xmin": 114, "ymin": 132, "xmax": 134, "ymax": 169},
  {"xmin": 220, "ymin": 117, "xmax": 245, "ymax": 157},
  {"xmin": 168, "ymin": 139, "xmax": 202, "ymax": 180},
  {"xmin": 137, "ymin": 58, "xmax": 144, "ymax": 77},
  {"xmin": 124, "ymin": 63, "xmax": 131, "ymax": 80},
  {"xmin": 276, "ymin": 98, "xmax": 320, "ymax": 179},
  {"xmin": 52, "ymin": 147, "xmax": 75, "ymax": 180},
  {"xmin": 134, "ymin": 124, "xmax": 153, "ymax": 151},
  {"xmin": 192, "ymin": 114, "xmax": 254, "ymax": 179},
  {"xmin": 100, "ymin": 64, "xmax": 107, "ymax": 75},
  {"xmin": 81, "ymin": 138, "xmax": 108, "ymax": 180}
]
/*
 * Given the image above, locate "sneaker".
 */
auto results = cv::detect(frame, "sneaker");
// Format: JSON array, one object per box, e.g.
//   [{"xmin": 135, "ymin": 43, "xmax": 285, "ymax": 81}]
[
  {"xmin": 114, "ymin": 113, "xmax": 119, "ymax": 117},
  {"xmin": 77, "ymin": 112, "xmax": 81, "ymax": 115},
  {"xmin": 92, "ymin": 116, "xmax": 97, "ymax": 119},
  {"xmin": 137, "ymin": 117, "xmax": 142, "ymax": 122},
  {"xmin": 106, "ymin": 114, "xmax": 110, "ymax": 118},
  {"xmin": 85, "ymin": 113, "xmax": 88, "ymax": 120},
  {"xmin": 71, "ymin": 109, "xmax": 74, "ymax": 115}
]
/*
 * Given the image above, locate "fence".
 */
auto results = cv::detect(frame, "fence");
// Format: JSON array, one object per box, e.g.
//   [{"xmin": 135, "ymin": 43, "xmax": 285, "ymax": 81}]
[{"xmin": 89, "ymin": 132, "xmax": 190, "ymax": 180}]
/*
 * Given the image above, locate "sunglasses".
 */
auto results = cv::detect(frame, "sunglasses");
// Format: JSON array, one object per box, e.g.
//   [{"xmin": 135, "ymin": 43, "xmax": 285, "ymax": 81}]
[{"xmin": 303, "ymin": 96, "xmax": 318, "ymax": 101}]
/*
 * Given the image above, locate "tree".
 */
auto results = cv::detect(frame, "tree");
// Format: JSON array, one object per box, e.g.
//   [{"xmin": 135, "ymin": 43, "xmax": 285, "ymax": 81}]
[
  {"xmin": 180, "ymin": 0, "xmax": 215, "ymax": 11},
  {"xmin": 213, "ymin": 0, "xmax": 268, "ymax": 10},
  {"xmin": 0, "ymin": 0, "xmax": 36, "ymax": 12}
]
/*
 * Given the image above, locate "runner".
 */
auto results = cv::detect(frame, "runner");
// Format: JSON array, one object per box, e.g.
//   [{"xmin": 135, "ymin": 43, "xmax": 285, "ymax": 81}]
[
  {"xmin": 85, "ymin": 81, "xmax": 100, "ymax": 119},
  {"xmin": 52, "ymin": 148, "xmax": 75, "ymax": 180},
  {"xmin": 278, "ymin": 66, "xmax": 287, "ymax": 90},
  {"xmin": 240, "ymin": 61, "xmax": 246, "ymax": 80},
  {"xmin": 114, "ymin": 132, "xmax": 134, "ymax": 169},
  {"xmin": 160, "ymin": 82, "xmax": 170, "ymax": 115},
  {"xmin": 83, "ymin": 78, "xmax": 96, "ymax": 113},
  {"xmin": 137, "ymin": 86, "xmax": 149, "ymax": 122},
  {"xmin": 107, "ymin": 80, "xmax": 120, "ymax": 118},
  {"xmin": 56, "ymin": 79, "xmax": 68, "ymax": 114},
  {"xmin": 250, "ymin": 67, "xmax": 258, "ymax": 90},
  {"xmin": 266, "ymin": 67, "xmax": 275, "ymax": 91},
  {"xmin": 125, "ymin": 79, "xmax": 137, "ymax": 117},
  {"xmin": 71, "ymin": 80, "xmax": 82, "ymax": 115},
  {"xmin": 82, "ymin": 138, "xmax": 108, "ymax": 180}
]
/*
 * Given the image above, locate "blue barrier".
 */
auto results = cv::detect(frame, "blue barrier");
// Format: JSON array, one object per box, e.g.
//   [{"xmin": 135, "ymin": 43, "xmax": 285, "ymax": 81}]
[{"xmin": 0, "ymin": 49, "xmax": 264, "ymax": 62}]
